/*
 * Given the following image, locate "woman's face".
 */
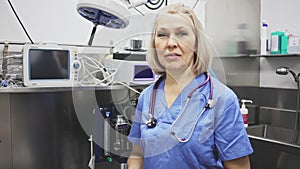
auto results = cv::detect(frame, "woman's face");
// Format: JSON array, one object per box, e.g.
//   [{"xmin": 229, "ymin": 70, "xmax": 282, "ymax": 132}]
[{"xmin": 154, "ymin": 13, "xmax": 196, "ymax": 74}]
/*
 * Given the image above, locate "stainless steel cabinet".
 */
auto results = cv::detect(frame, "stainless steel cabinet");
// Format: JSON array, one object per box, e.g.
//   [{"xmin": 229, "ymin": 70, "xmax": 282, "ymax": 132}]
[
  {"xmin": 0, "ymin": 94, "xmax": 12, "ymax": 169},
  {"xmin": 0, "ymin": 87, "xmax": 130, "ymax": 169}
]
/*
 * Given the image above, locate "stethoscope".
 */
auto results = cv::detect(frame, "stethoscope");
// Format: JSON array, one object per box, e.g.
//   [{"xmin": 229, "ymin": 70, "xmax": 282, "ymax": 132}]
[{"xmin": 145, "ymin": 72, "xmax": 216, "ymax": 142}]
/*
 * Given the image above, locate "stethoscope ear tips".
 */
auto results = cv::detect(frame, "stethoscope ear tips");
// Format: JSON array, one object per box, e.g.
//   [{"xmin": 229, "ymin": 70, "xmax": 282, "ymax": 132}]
[{"xmin": 146, "ymin": 117, "xmax": 157, "ymax": 128}]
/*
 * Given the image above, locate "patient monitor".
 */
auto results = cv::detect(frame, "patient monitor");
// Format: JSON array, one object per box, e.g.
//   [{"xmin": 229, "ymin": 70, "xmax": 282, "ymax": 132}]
[
  {"xmin": 22, "ymin": 44, "xmax": 81, "ymax": 87},
  {"xmin": 104, "ymin": 58, "xmax": 157, "ymax": 85}
]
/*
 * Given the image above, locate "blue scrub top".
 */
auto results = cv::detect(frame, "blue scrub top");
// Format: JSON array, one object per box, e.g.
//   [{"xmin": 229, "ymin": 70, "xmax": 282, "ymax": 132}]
[{"xmin": 128, "ymin": 73, "xmax": 253, "ymax": 169}]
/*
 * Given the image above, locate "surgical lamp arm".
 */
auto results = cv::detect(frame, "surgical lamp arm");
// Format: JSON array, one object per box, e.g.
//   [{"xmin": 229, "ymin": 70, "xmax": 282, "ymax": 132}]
[{"xmin": 88, "ymin": 23, "xmax": 98, "ymax": 46}]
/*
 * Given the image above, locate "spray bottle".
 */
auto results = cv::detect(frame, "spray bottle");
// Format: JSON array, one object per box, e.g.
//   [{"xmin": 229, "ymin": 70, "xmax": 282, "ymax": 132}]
[
  {"xmin": 240, "ymin": 99, "xmax": 253, "ymax": 127},
  {"xmin": 260, "ymin": 20, "xmax": 269, "ymax": 55}
]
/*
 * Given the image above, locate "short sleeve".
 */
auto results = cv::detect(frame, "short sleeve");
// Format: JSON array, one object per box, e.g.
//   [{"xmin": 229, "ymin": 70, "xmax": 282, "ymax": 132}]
[{"xmin": 214, "ymin": 92, "xmax": 253, "ymax": 161}]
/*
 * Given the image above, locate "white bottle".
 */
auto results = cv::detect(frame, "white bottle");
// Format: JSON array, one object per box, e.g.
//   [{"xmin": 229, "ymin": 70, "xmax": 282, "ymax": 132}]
[
  {"xmin": 288, "ymin": 24, "xmax": 300, "ymax": 54},
  {"xmin": 260, "ymin": 20, "xmax": 269, "ymax": 55},
  {"xmin": 240, "ymin": 99, "xmax": 253, "ymax": 127}
]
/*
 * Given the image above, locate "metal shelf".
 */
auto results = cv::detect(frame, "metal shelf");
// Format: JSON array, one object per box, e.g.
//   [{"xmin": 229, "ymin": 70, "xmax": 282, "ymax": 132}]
[{"xmin": 218, "ymin": 53, "xmax": 300, "ymax": 58}]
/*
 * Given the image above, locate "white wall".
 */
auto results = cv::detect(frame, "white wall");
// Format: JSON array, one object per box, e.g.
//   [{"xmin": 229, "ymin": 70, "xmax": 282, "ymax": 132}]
[
  {"xmin": 205, "ymin": 0, "xmax": 260, "ymax": 56},
  {"xmin": 261, "ymin": 0, "xmax": 300, "ymax": 39},
  {"xmin": 1, "ymin": 0, "xmax": 88, "ymax": 45}
]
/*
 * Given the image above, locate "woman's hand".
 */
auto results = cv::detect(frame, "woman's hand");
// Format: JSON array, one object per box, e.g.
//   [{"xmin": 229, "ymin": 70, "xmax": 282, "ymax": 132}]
[
  {"xmin": 127, "ymin": 145, "xmax": 144, "ymax": 169},
  {"xmin": 223, "ymin": 156, "xmax": 251, "ymax": 169}
]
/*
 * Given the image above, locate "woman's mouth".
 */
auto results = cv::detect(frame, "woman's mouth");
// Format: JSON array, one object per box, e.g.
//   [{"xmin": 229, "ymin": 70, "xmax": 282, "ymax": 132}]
[{"xmin": 165, "ymin": 53, "xmax": 181, "ymax": 60}]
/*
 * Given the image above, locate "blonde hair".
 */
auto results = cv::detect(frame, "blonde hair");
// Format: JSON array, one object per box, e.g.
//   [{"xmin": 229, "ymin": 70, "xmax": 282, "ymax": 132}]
[{"xmin": 148, "ymin": 3, "xmax": 212, "ymax": 75}]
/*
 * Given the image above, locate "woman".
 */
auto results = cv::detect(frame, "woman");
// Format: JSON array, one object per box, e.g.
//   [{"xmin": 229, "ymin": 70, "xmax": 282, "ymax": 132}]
[{"xmin": 127, "ymin": 3, "xmax": 253, "ymax": 169}]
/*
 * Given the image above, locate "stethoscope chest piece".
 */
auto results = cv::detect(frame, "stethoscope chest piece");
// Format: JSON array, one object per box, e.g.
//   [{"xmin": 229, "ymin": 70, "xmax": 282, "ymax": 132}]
[{"xmin": 145, "ymin": 114, "xmax": 157, "ymax": 128}]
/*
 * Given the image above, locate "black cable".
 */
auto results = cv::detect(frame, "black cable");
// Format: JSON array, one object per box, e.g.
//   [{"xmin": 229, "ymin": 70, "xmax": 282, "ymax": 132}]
[
  {"xmin": 192, "ymin": 0, "xmax": 200, "ymax": 9},
  {"xmin": 7, "ymin": 0, "xmax": 34, "ymax": 44},
  {"xmin": 148, "ymin": 0, "xmax": 161, "ymax": 5},
  {"xmin": 145, "ymin": 0, "xmax": 166, "ymax": 10},
  {"xmin": 133, "ymin": 7, "xmax": 145, "ymax": 16},
  {"xmin": 293, "ymin": 81, "xmax": 300, "ymax": 144},
  {"xmin": 145, "ymin": 0, "xmax": 200, "ymax": 10}
]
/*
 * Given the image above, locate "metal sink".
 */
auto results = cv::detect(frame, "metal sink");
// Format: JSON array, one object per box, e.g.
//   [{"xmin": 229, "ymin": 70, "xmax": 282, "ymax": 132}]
[
  {"xmin": 246, "ymin": 125, "xmax": 300, "ymax": 169},
  {"xmin": 246, "ymin": 124, "xmax": 298, "ymax": 145}
]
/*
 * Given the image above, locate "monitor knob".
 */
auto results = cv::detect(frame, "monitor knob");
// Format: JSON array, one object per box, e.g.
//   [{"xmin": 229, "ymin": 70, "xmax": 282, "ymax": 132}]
[{"xmin": 73, "ymin": 61, "xmax": 81, "ymax": 69}]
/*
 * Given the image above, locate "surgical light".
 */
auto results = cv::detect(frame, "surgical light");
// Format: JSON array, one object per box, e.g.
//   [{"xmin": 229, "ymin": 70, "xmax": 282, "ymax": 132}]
[
  {"xmin": 77, "ymin": 0, "xmax": 130, "ymax": 29},
  {"xmin": 76, "ymin": 0, "xmax": 151, "ymax": 46}
]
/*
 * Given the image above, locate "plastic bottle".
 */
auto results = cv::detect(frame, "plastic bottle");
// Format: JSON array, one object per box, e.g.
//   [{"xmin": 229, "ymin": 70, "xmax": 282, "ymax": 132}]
[
  {"xmin": 236, "ymin": 23, "xmax": 248, "ymax": 55},
  {"xmin": 281, "ymin": 32, "xmax": 289, "ymax": 54},
  {"xmin": 240, "ymin": 99, "xmax": 253, "ymax": 128},
  {"xmin": 261, "ymin": 21, "xmax": 269, "ymax": 55},
  {"xmin": 270, "ymin": 31, "xmax": 284, "ymax": 54},
  {"xmin": 288, "ymin": 25, "xmax": 300, "ymax": 54}
]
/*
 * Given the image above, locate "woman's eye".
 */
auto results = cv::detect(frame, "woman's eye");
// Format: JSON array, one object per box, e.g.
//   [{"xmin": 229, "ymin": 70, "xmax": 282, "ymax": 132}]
[
  {"xmin": 177, "ymin": 31, "xmax": 188, "ymax": 36},
  {"xmin": 157, "ymin": 32, "xmax": 168, "ymax": 37}
]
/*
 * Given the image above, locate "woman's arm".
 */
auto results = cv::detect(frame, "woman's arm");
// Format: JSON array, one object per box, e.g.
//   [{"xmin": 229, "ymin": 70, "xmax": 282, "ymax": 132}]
[
  {"xmin": 223, "ymin": 156, "xmax": 251, "ymax": 169},
  {"xmin": 127, "ymin": 145, "xmax": 144, "ymax": 169}
]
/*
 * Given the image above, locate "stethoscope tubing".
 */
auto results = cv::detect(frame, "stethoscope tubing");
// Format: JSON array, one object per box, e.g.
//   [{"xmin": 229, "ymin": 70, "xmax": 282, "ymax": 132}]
[
  {"xmin": 146, "ymin": 73, "xmax": 214, "ymax": 141},
  {"xmin": 149, "ymin": 75, "xmax": 165, "ymax": 119},
  {"xmin": 169, "ymin": 74, "xmax": 212, "ymax": 142},
  {"xmin": 149, "ymin": 73, "xmax": 212, "ymax": 116},
  {"xmin": 169, "ymin": 101, "xmax": 209, "ymax": 142}
]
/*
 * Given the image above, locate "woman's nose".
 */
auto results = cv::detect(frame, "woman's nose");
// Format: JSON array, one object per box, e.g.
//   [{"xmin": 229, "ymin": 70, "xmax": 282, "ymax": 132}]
[{"xmin": 167, "ymin": 35, "xmax": 178, "ymax": 49}]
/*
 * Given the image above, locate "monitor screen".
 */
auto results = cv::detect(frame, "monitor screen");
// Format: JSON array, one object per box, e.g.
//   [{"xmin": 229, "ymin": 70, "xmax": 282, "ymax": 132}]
[
  {"xmin": 133, "ymin": 65, "xmax": 154, "ymax": 81},
  {"xmin": 29, "ymin": 49, "xmax": 70, "ymax": 80}
]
